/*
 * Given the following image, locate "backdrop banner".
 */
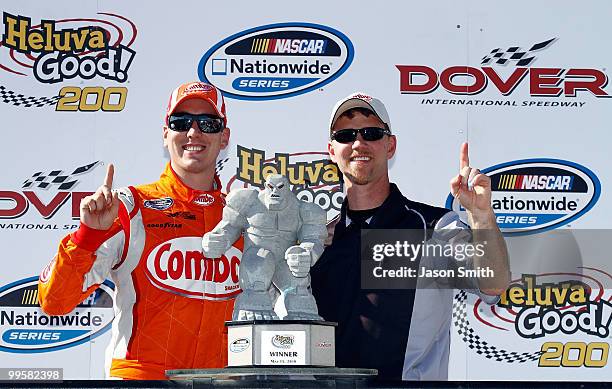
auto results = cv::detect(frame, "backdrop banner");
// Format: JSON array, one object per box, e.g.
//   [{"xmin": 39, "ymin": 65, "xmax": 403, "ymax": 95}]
[{"xmin": 0, "ymin": 0, "xmax": 609, "ymax": 379}]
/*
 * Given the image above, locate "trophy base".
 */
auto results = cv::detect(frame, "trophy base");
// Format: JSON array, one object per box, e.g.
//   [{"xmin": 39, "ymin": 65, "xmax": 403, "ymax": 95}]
[
  {"xmin": 226, "ymin": 320, "xmax": 337, "ymax": 367},
  {"xmin": 166, "ymin": 366, "xmax": 378, "ymax": 383}
]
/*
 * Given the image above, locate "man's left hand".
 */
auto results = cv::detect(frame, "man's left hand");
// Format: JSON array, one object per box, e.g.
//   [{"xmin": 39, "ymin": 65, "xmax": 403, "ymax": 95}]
[
  {"xmin": 449, "ymin": 142, "xmax": 495, "ymax": 224},
  {"xmin": 450, "ymin": 142, "xmax": 510, "ymax": 294}
]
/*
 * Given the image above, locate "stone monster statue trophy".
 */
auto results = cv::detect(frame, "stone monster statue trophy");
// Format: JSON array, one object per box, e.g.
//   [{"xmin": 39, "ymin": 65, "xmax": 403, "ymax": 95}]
[{"xmin": 202, "ymin": 174, "xmax": 327, "ymax": 321}]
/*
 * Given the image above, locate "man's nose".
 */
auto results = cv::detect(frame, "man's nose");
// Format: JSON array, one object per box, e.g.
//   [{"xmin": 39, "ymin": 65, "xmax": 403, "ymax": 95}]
[
  {"xmin": 352, "ymin": 132, "xmax": 366, "ymax": 148},
  {"xmin": 187, "ymin": 120, "xmax": 200, "ymax": 137}
]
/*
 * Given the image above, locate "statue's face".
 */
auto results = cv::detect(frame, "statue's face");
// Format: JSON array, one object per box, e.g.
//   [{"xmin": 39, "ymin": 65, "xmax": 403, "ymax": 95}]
[{"xmin": 263, "ymin": 174, "xmax": 290, "ymax": 210}]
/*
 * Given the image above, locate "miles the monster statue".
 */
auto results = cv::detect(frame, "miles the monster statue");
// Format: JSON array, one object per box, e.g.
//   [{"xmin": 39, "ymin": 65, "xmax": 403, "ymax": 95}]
[{"xmin": 202, "ymin": 174, "xmax": 327, "ymax": 321}]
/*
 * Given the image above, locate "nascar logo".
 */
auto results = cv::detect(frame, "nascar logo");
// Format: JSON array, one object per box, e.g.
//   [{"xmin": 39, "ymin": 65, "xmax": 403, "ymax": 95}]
[
  {"xmin": 497, "ymin": 175, "xmax": 573, "ymax": 191},
  {"xmin": 199, "ymin": 23, "xmax": 354, "ymax": 100},
  {"xmin": 446, "ymin": 159, "xmax": 600, "ymax": 235},
  {"xmin": 250, "ymin": 38, "xmax": 327, "ymax": 54}
]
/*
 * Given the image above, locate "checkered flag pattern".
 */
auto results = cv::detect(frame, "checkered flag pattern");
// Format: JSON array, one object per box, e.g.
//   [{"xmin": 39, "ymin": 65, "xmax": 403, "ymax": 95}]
[
  {"xmin": 0, "ymin": 85, "xmax": 60, "ymax": 107},
  {"xmin": 22, "ymin": 161, "xmax": 100, "ymax": 190},
  {"xmin": 453, "ymin": 290, "xmax": 541, "ymax": 363},
  {"xmin": 215, "ymin": 158, "xmax": 229, "ymax": 175},
  {"xmin": 481, "ymin": 38, "xmax": 556, "ymax": 66}
]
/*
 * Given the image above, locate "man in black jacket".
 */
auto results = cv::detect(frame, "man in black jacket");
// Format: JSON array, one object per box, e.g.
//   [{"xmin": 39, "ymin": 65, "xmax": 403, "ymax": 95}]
[{"xmin": 311, "ymin": 92, "xmax": 509, "ymax": 380}]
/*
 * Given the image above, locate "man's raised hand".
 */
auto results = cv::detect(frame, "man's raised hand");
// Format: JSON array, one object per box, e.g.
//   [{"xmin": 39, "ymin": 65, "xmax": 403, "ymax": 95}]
[
  {"xmin": 80, "ymin": 164, "xmax": 120, "ymax": 230},
  {"xmin": 449, "ymin": 142, "xmax": 493, "ymax": 215}
]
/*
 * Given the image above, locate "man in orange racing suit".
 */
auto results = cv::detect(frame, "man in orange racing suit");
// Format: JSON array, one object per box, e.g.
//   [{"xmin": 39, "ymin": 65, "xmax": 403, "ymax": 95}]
[{"xmin": 38, "ymin": 82, "xmax": 242, "ymax": 379}]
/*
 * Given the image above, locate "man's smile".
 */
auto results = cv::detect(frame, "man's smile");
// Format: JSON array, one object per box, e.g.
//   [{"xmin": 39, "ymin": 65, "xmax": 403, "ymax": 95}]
[
  {"xmin": 183, "ymin": 144, "xmax": 206, "ymax": 152},
  {"xmin": 350, "ymin": 155, "xmax": 372, "ymax": 162}
]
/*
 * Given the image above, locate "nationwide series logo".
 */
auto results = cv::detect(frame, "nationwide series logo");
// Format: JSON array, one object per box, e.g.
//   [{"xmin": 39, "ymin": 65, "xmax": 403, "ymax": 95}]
[
  {"xmin": 0, "ymin": 12, "xmax": 136, "ymax": 112},
  {"xmin": 0, "ymin": 277, "xmax": 114, "ymax": 353},
  {"xmin": 397, "ymin": 38, "xmax": 611, "ymax": 108},
  {"xmin": 446, "ymin": 159, "xmax": 600, "ymax": 235},
  {"xmin": 225, "ymin": 146, "xmax": 343, "ymax": 220},
  {"xmin": 453, "ymin": 270, "xmax": 612, "ymax": 367},
  {"xmin": 143, "ymin": 197, "xmax": 174, "ymax": 211},
  {"xmin": 0, "ymin": 162, "xmax": 101, "ymax": 231},
  {"xmin": 199, "ymin": 23, "xmax": 354, "ymax": 100}
]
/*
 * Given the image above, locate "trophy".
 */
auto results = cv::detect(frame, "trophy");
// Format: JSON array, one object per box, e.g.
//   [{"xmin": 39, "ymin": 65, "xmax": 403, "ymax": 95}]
[{"xmin": 202, "ymin": 174, "xmax": 336, "ymax": 367}]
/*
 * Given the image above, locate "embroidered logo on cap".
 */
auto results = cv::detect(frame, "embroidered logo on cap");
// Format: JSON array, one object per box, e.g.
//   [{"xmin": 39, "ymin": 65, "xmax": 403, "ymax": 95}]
[
  {"xmin": 185, "ymin": 83, "xmax": 214, "ymax": 93},
  {"xmin": 351, "ymin": 93, "xmax": 372, "ymax": 101}
]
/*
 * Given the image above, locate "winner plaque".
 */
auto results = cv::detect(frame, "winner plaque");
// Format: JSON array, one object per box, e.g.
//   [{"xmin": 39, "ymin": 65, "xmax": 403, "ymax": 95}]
[{"xmin": 227, "ymin": 320, "xmax": 336, "ymax": 367}]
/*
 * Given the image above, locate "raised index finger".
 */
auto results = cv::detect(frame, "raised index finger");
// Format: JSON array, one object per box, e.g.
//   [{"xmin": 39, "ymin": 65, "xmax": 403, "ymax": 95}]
[
  {"xmin": 103, "ymin": 163, "xmax": 114, "ymax": 188},
  {"xmin": 459, "ymin": 142, "xmax": 469, "ymax": 170}
]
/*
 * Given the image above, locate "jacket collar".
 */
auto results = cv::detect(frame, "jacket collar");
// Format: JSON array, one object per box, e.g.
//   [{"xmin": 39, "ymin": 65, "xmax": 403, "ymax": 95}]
[{"xmin": 334, "ymin": 183, "xmax": 405, "ymax": 238}]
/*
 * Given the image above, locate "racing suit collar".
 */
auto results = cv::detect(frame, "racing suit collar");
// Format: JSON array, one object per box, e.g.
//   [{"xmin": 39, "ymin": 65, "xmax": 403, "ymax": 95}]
[{"xmin": 161, "ymin": 163, "xmax": 222, "ymax": 202}]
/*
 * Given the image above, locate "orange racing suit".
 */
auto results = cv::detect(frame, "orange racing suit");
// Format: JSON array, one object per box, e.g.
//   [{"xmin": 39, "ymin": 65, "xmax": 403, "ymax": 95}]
[{"xmin": 38, "ymin": 164, "xmax": 242, "ymax": 379}]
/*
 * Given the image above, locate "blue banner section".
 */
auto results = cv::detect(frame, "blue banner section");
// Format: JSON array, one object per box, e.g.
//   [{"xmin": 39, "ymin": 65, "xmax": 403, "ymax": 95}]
[
  {"xmin": 232, "ymin": 77, "xmax": 317, "ymax": 92},
  {"xmin": 494, "ymin": 213, "xmax": 564, "ymax": 228},
  {"xmin": 2, "ymin": 329, "xmax": 88, "ymax": 345}
]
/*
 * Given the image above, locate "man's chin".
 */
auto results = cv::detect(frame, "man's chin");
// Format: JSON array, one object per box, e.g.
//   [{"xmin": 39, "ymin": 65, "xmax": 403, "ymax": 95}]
[
  {"xmin": 175, "ymin": 160, "xmax": 212, "ymax": 174},
  {"xmin": 344, "ymin": 171, "xmax": 372, "ymax": 186}
]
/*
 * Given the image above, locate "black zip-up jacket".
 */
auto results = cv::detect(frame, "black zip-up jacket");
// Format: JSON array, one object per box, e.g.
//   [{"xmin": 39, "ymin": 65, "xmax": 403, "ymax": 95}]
[{"xmin": 311, "ymin": 183, "xmax": 450, "ymax": 380}]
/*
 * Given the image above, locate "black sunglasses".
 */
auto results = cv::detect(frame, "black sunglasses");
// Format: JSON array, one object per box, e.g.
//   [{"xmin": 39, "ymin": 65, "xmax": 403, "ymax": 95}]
[
  {"xmin": 330, "ymin": 127, "xmax": 391, "ymax": 143},
  {"xmin": 168, "ymin": 113, "xmax": 225, "ymax": 133}
]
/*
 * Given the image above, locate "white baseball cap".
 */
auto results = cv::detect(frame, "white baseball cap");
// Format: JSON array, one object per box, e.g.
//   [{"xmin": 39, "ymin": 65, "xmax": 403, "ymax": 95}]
[{"xmin": 329, "ymin": 92, "xmax": 391, "ymax": 132}]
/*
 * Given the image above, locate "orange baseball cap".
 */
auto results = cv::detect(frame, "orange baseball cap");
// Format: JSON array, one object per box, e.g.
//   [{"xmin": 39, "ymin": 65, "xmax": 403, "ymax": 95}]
[{"xmin": 165, "ymin": 82, "xmax": 227, "ymax": 126}]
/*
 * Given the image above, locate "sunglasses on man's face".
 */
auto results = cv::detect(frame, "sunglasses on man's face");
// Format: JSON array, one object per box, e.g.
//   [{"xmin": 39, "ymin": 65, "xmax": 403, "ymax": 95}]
[
  {"xmin": 330, "ymin": 127, "xmax": 391, "ymax": 143},
  {"xmin": 168, "ymin": 113, "xmax": 225, "ymax": 133}
]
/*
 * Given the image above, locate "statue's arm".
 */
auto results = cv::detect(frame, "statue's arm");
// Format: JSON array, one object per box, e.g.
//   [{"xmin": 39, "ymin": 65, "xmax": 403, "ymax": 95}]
[{"xmin": 297, "ymin": 201, "xmax": 327, "ymax": 265}]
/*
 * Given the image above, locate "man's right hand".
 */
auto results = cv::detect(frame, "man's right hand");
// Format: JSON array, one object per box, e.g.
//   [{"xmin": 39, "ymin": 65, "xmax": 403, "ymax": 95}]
[{"xmin": 80, "ymin": 164, "xmax": 120, "ymax": 230}]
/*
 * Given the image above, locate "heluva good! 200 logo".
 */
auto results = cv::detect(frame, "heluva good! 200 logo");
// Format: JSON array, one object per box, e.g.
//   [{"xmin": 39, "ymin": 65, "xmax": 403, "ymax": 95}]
[{"xmin": 1, "ymin": 12, "xmax": 137, "ymax": 112}]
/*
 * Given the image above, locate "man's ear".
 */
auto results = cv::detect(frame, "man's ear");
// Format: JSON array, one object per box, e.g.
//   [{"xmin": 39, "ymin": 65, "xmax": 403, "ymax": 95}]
[
  {"xmin": 387, "ymin": 135, "xmax": 397, "ymax": 160},
  {"xmin": 328, "ymin": 141, "xmax": 337, "ymax": 163},
  {"xmin": 220, "ymin": 127, "xmax": 230, "ymax": 149},
  {"xmin": 162, "ymin": 126, "xmax": 169, "ymax": 147}
]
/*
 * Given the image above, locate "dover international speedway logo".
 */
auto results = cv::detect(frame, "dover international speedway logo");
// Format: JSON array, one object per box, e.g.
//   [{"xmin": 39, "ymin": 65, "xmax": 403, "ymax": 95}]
[
  {"xmin": 0, "ymin": 12, "xmax": 136, "ymax": 112},
  {"xmin": 397, "ymin": 38, "xmax": 611, "ymax": 108},
  {"xmin": 0, "ymin": 277, "xmax": 114, "ymax": 353},
  {"xmin": 446, "ymin": 159, "xmax": 600, "ymax": 235},
  {"xmin": 0, "ymin": 162, "xmax": 100, "ymax": 231},
  {"xmin": 199, "ymin": 23, "xmax": 354, "ymax": 100}
]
